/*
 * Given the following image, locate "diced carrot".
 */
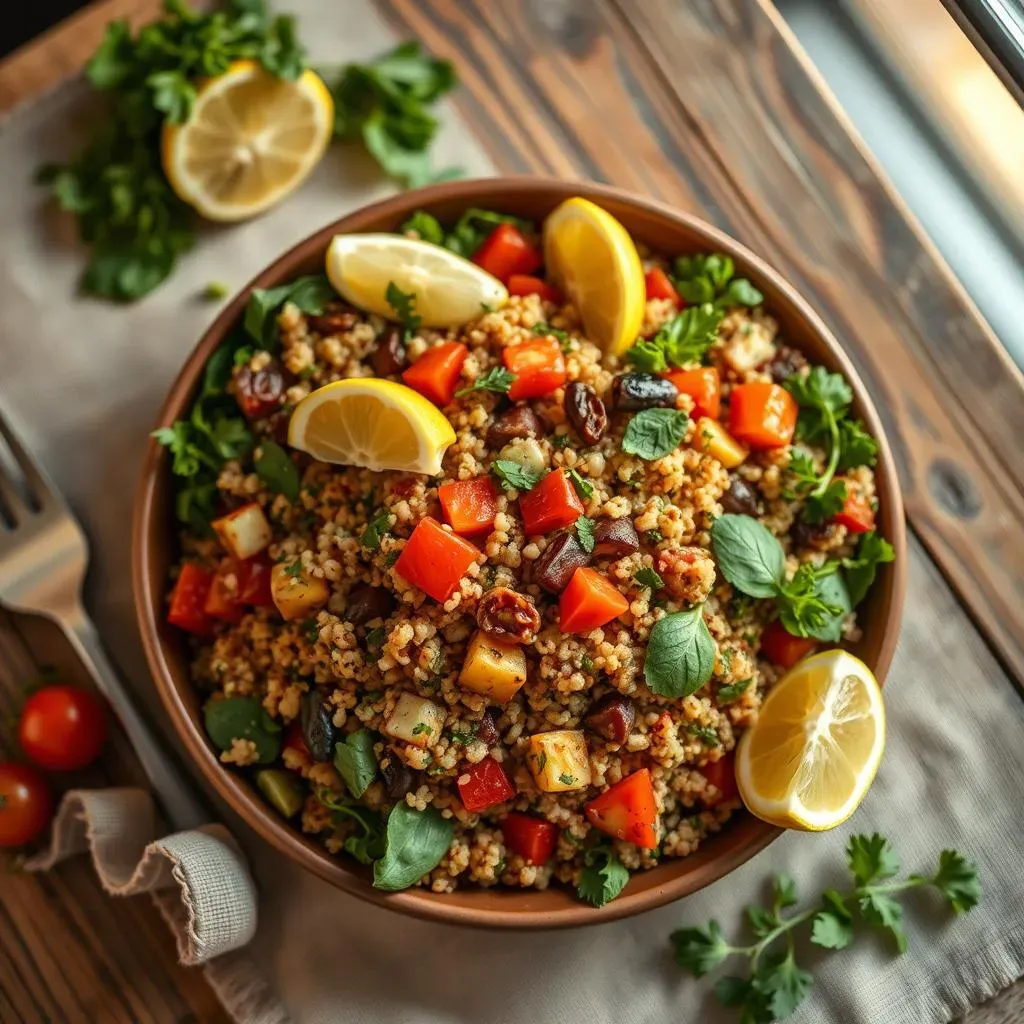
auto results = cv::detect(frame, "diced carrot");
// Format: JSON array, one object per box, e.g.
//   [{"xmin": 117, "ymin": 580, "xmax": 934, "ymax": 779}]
[
  {"xmin": 663, "ymin": 367, "xmax": 721, "ymax": 420},
  {"xmin": 559, "ymin": 567, "xmax": 629, "ymax": 633},
  {"xmin": 507, "ymin": 275, "xmax": 563, "ymax": 304},
  {"xmin": 167, "ymin": 564, "xmax": 216, "ymax": 636},
  {"xmin": 644, "ymin": 266, "xmax": 682, "ymax": 306},
  {"xmin": 585, "ymin": 768, "xmax": 658, "ymax": 849},
  {"xmin": 760, "ymin": 620, "xmax": 815, "ymax": 668},
  {"xmin": 728, "ymin": 382, "xmax": 798, "ymax": 449},
  {"xmin": 457, "ymin": 756, "xmax": 516, "ymax": 812},
  {"xmin": 835, "ymin": 492, "xmax": 875, "ymax": 534},
  {"xmin": 472, "ymin": 223, "xmax": 542, "ymax": 282},
  {"xmin": 402, "ymin": 342, "xmax": 469, "ymax": 407},
  {"xmin": 438, "ymin": 477, "xmax": 498, "ymax": 536},
  {"xmin": 503, "ymin": 337, "xmax": 567, "ymax": 402},
  {"xmin": 394, "ymin": 517, "xmax": 480, "ymax": 603},
  {"xmin": 519, "ymin": 468, "xmax": 584, "ymax": 535},
  {"xmin": 501, "ymin": 812, "xmax": 558, "ymax": 865}
]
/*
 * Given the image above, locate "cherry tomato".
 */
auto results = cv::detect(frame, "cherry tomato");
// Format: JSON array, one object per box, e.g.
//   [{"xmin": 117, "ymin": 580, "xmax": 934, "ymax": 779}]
[
  {"xmin": 0, "ymin": 762, "xmax": 53, "ymax": 847},
  {"xmin": 19, "ymin": 685, "xmax": 108, "ymax": 772}
]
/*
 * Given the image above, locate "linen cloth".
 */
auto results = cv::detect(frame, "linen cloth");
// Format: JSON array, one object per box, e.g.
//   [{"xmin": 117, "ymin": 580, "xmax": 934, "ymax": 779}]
[{"xmin": 1, "ymin": 2, "xmax": 1022, "ymax": 1021}]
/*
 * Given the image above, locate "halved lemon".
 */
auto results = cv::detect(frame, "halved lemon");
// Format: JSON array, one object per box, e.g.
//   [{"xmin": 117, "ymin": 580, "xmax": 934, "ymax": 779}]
[
  {"xmin": 543, "ymin": 197, "xmax": 645, "ymax": 356},
  {"xmin": 162, "ymin": 60, "xmax": 334, "ymax": 222},
  {"xmin": 288, "ymin": 378, "xmax": 456, "ymax": 475},
  {"xmin": 736, "ymin": 650, "xmax": 886, "ymax": 831},
  {"xmin": 325, "ymin": 234, "xmax": 508, "ymax": 328}
]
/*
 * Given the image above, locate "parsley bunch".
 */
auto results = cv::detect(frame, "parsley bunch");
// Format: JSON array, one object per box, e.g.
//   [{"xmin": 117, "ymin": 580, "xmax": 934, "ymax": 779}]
[
  {"xmin": 38, "ymin": 0, "xmax": 306, "ymax": 301},
  {"xmin": 672, "ymin": 253, "xmax": 763, "ymax": 310},
  {"xmin": 625, "ymin": 303, "xmax": 723, "ymax": 373},
  {"xmin": 784, "ymin": 368, "xmax": 879, "ymax": 523},
  {"xmin": 671, "ymin": 834, "xmax": 981, "ymax": 1023},
  {"xmin": 400, "ymin": 208, "xmax": 538, "ymax": 259}
]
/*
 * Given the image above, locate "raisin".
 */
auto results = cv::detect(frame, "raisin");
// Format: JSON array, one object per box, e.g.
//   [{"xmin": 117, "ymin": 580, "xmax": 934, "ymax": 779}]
[
  {"xmin": 564, "ymin": 382, "xmax": 608, "ymax": 445},
  {"xmin": 380, "ymin": 753, "xmax": 414, "ymax": 799},
  {"xmin": 235, "ymin": 360, "xmax": 285, "ymax": 420},
  {"xmin": 767, "ymin": 346, "xmax": 806, "ymax": 385},
  {"xmin": 345, "ymin": 584, "xmax": 394, "ymax": 629},
  {"xmin": 584, "ymin": 694, "xmax": 636, "ymax": 745},
  {"xmin": 371, "ymin": 325, "xmax": 407, "ymax": 377},
  {"xmin": 477, "ymin": 708, "xmax": 501, "ymax": 747},
  {"xmin": 591, "ymin": 518, "xmax": 640, "ymax": 558},
  {"xmin": 486, "ymin": 405, "xmax": 544, "ymax": 448},
  {"xmin": 530, "ymin": 532, "xmax": 590, "ymax": 594},
  {"xmin": 477, "ymin": 587, "xmax": 541, "ymax": 645},
  {"xmin": 308, "ymin": 302, "xmax": 360, "ymax": 335},
  {"xmin": 720, "ymin": 475, "xmax": 759, "ymax": 516}
]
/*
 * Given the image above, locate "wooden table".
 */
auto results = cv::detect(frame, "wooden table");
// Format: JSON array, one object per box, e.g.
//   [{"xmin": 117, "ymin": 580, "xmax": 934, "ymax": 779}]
[{"xmin": 0, "ymin": 0, "xmax": 1021, "ymax": 1021}]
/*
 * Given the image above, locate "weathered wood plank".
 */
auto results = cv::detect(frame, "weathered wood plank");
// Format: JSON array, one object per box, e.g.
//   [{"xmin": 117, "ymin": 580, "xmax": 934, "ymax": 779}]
[
  {"xmin": 374, "ymin": 0, "xmax": 1024, "ymax": 685},
  {"xmin": 0, "ymin": 611, "xmax": 230, "ymax": 1024}
]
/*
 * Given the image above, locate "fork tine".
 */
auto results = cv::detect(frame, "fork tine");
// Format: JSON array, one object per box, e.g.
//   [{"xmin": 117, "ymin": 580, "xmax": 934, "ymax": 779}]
[{"xmin": 0, "ymin": 409, "xmax": 51, "ymax": 510}]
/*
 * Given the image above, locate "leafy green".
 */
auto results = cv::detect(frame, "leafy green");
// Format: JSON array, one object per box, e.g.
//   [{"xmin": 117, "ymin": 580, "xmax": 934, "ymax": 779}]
[
  {"xmin": 443, "ymin": 208, "xmax": 536, "ymax": 259},
  {"xmin": 622, "ymin": 408, "xmax": 689, "ymax": 461},
  {"xmin": 385, "ymin": 281, "xmax": 421, "ymax": 335},
  {"xmin": 784, "ymin": 368, "xmax": 878, "ymax": 523},
  {"xmin": 634, "ymin": 566, "xmax": 664, "ymax": 590},
  {"xmin": 716, "ymin": 677, "xmax": 752, "ymax": 704},
  {"xmin": 575, "ymin": 516, "xmax": 596, "ymax": 553},
  {"xmin": 624, "ymin": 303, "xmax": 724, "ymax": 372},
  {"xmin": 671, "ymin": 835, "xmax": 981, "ymax": 1022},
  {"xmin": 455, "ymin": 367, "xmax": 516, "ymax": 398},
  {"xmin": 315, "ymin": 787, "xmax": 386, "ymax": 865},
  {"xmin": 333, "ymin": 729, "xmax": 378, "ymax": 799},
  {"xmin": 330, "ymin": 42, "xmax": 460, "ymax": 188},
  {"xmin": 38, "ymin": 0, "xmax": 307, "ymax": 302},
  {"xmin": 399, "ymin": 210, "xmax": 445, "ymax": 244},
  {"xmin": 244, "ymin": 275, "xmax": 335, "ymax": 348},
  {"xmin": 672, "ymin": 253, "xmax": 763, "ymax": 310},
  {"xmin": 373, "ymin": 803, "xmax": 453, "ymax": 891},
  {"xmin": 492, "ymin": 460, "xmax": 542, "ymax": 492},
  {"xmin": 644, "ymin": 605, "xmax": 716, "ymax": 698},
  {"xmin": 567, "ymin": 468, "xmax": 594, "ymax": 500},
  {"xmin": 254, "ymin": 441, "xmax": 300, "ymax": 502},
  {"xmin": 203, "ymin": 696, "xmax": 280, "ymax": 763},
  {"xmin": 577, "ymin": 844, "xmax": 630, "ymax": 908},
  {"xmin": 776, "ymin": 562, "xmax": 849, "ymax": 642},
  {"xmin": 533, "ymin": 321, "xmax": 570, "ymax": 344},
  {"xmin": 360, "ymin": 511, "xmax": 392, "ymax": 550},
  {"xmin": 842, "ymin": 531, "xmax": 895, "ymax": 606}
]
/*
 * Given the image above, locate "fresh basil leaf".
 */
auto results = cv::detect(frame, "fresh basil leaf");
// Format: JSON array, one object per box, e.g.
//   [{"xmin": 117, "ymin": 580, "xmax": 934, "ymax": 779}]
[
  {"xmin": 710, "ymin": 514, "xmax": 785, "ymax": 598},
  {"xmin": 255, "ymin": 440, "xmax": 300, "ymax": 502},
  {"xmin": 333, "ymin": 729, "xmax": 378, "ymax": 798},
  {"xmin": 373, "ymin": 803, "xmax": 453, "ymax": 891},
  {"xmin": 492, "ymin": 460, "xmax": 542, "ymax": 492},
  {"xmin": 577, "ymin": 844, "xmax": 630, "ymax": 908},
  {"xmin": 644, "ymin": 605, "xmax": 716, "ymax": 699},
  {"xmin": 315, "ymin": 787, "xmax": 387, "ymax": 864},
  {"xmin": 622, "ymin": 408, "xmax": 689, "ymax": 461},
  {"xmin": 204, "ymin": 696, "xmax": 281, "ymax": 763},
  {"xmin": 804, "ymin": 568, "xmax": 850, "ymax": 642}
]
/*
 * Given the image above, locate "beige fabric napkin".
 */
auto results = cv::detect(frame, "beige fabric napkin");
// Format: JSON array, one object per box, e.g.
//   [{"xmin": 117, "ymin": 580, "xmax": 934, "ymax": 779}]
[{"xmin": 2, "ymin": 2, "xmax": 1023, "ymax": 1022}]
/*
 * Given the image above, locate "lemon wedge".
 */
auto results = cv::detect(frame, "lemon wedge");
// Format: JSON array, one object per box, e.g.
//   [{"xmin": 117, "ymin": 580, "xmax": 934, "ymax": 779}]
[
  {"xmin": 325, "ymin": 234, "xmax": 508, "ymax": 328},
  {"xmin": 287, "ymin": 378, "xmax": 456, "ymax": 475},
  {"xmin": 543, "ymin": 197, "xmax": 645, "ymax": 356},
  {"xmin": 162, "ymin": 60, "xmax": 334, "ymax": 222},
  {"xmin": 736, "ymin": 650, "xmax": 885, "ymax": 831}
]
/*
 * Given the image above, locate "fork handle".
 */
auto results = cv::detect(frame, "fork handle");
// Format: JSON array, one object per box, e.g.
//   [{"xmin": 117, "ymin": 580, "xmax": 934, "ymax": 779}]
[{"xmin": 59, "ymin": 604, "xmax": 208, "ymax": 832}]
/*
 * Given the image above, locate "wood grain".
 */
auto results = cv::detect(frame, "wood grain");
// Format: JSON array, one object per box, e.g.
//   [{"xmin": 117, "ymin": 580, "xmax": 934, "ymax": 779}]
[
  {"xmin": 374, "ymin": 0, "xmax": 1024, "ymax": 686},
  {"xmin": 0, "ymin": 611, "xmax": 230, "ymax": 1024}
]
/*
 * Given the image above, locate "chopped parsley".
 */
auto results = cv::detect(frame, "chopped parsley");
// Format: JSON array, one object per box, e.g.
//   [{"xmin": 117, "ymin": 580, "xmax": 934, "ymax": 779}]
[
  {"xmin": 635, "ymin": 566, "xmax": 664, "ymax": 590},
  {"xmin": 575, "ymin": 515, "xmax": 596, "ymax": 553},
  {"xmin": 559, "ymin": 772, "xmax": 576, "ymax": 786},
  {"xmin": 717, "ymin": 677, "xmax": 753, "ymax": 704},
  {"xmin": 385, "ymin": 281, "xmax": 421, "ymax": 336},
  {"xmin": 455, "ymin": 367, "xmax": 517, "ymax": 398},
  {"xmin": 284, "ymin": 560, "xmax": 304, "ymax": 578},
  {"xmin": 686, "ymin": 724, "xmax": 721, "ymax": 747},
  {"xmin": 360, "ymin": 511, "xmax": 392, "ymax": 550},
  {"xmin": 492, "ymin": 460, "xmax": 542, "ymax": 492},
  {"xmin": 411, "ymin": 722, "xmax": 431, "ymax": 736},
  {"xmin": 533, "ymin": 322, "xmax": 569, "ymax": 343},
  {"xmin": 551, "ymin": 433, "xmax": 573, "ymax": 449},
  {"xmin": 567, "ymin": 468, "xmax": 594, "ymax": 499},
  {"xmin": 365, "ymin": 626, "xmax": 386, "ymax": 652}
]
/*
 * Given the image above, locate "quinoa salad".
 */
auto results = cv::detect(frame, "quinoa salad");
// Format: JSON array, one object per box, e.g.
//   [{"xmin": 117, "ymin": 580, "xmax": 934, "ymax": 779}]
[{"xmin": 157, "ymin": 201, "xmax": 895, "ymax": 907}]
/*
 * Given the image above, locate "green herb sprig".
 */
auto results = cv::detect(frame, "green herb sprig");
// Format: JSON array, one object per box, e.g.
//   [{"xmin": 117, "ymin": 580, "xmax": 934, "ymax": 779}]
[
  {"xmin": 622, "ymin": 408, "xmax": 690, "ymax": 461},
  {"xmin": 672, "ymin": 253, "xmax": 763, "ymax": 310},
  {"xmin": 577, "ymin": 843, "xmax": 630, "ymax": 908},
  {"xmin": 386, "ymin": 281, "xmax": 421, "ymax": 336},
  {"xmin": 455, "ymin": 367, "xmax": 516, "ymax": 398},
  {"xmin": 624, "ymin": 303, "xmax": 723, "ymax": 373},
  {"xmin": 492, "ymin": 460, "xmax": 542, "ymax": 493},
  {"xmin": 400, "ymin": 207, "xmax": 537, "ymax": 259},
  {"xmin": 671, "ymin": 835, "xmax": 980, "ymax": 1023}
]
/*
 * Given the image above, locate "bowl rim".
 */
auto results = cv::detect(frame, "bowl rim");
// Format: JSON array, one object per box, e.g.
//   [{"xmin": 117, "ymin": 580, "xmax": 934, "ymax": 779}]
[{"xmin": 132, "ymin": 176, "xmax": 906, "ymax": 930}]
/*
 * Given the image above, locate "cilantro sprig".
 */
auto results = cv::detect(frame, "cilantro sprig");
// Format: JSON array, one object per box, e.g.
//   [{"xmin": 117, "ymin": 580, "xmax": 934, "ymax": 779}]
[
  {"xmin": 625, "ymin": 303, "xmax": 723, "ymax": 373},
  {"xmin": 784, "ymin": 368, "xmax": 878, "ymax": 523},
  {"xmin": 455, "ymin": 367, "xmax": 516, "ymax": 398},
  {"xmin": 577, "ymin": 843, "xmax": 630, "ymax": 908},
  {"xmin": 671, "ymin": 835, "xmax": 981, "ymax": 1023},
  {"xmin": 386, "ymin": 281, "xmax": 421, "ymax": 336}
]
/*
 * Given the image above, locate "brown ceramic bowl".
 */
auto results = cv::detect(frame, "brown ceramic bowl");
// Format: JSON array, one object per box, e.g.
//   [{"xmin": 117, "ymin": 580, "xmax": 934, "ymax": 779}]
[{"xmin": 133, "ymin": 178, "xmax": 906, "ymax": 929}]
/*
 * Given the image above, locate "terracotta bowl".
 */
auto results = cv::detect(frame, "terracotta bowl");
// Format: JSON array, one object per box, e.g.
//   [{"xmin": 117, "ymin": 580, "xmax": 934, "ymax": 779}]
[{"xmin": 133, "ymin": 178, "xmax": 906, "ymax": 929}]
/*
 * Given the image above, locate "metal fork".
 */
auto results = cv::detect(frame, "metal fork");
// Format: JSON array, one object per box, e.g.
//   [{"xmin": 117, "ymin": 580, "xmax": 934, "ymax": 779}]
[{"xmin": 0, "ymin": 410, "xmax": 206, "ymax": 831}]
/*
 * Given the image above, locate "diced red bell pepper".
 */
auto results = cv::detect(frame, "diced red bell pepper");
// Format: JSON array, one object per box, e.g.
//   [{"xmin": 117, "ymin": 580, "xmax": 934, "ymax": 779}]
[
  {"xmin": 168, "ymin": 564, "xmax": 216, "ymax": 636},
  {"xmin": 472, "ymin": 223, "xmax": 542, "ymax": 282},
  {"xmin": 237, "ymin": 554, "xmax": 275, "ymax": 607},
  {"xmin": 394, "ymin": 517, "xmax": 480, "ymax": 603},
  {"xmin": 644, "ymin": 266, "xmax": 682, "ymax": 306},
  {"xmin": 204, "ymin": 570, "xmax": 243, "ymax": 623},
  {"xmin": 700, "ymin": 753, "xmax": 739, "ymax": 807},
  {"xmin": 835, "ymin": 492, "xmax": 875, "ymax": 534},
  {"xmin": 507, "ymin": 274, "xmax": 563, "ymax": 304},
  {"xmin": 501, "ymin": 812, "xmax": 558, "ymax": 865},
  {"xmin": 402, "ymin": 342, "xmax": 469, "ymax": 408},
  {"xmin": 457, "ymin": 756, "xmax": 516, "ymax": 812},
  {"xmin": 760, "ymin": 620, "xmax": 816, "ymax": 669},
  {"xmin": 585, "ymin": 768, "xmax": 658, "ymax": 849},
  {"xmin": 283, "ymin": 720, "xmax": 308, "ymax": 757},
  {"xmin": 560, "ymin": 567, "xmax": 630, "ymax": 634},
  {"xmin": 519, "ymin": 468, "xmax": 584, "ymax": 535},
  {"xmin": 728, "ymin": 383, "xmax": 798, "ymax": 449},
  {"xmin": 438, "ymin": 477, "xmax": 498, "ymax": 536},
  {"xmin": 503, "ymin": 337, "xmax": 567, "ymax": 402},
  {"xmin": 663, "ymin": 367, "xmax": 721, "ymax": 420}
]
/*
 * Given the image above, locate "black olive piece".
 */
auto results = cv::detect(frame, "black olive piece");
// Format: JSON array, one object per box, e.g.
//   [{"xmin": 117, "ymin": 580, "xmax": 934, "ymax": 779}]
[
  {"xmin": 301, "ymin": 688, "xmax": 337, "ymax": 763},
  {"xmin": 611, "ymin": 373, "xmax": 679, "ymax": 410}
]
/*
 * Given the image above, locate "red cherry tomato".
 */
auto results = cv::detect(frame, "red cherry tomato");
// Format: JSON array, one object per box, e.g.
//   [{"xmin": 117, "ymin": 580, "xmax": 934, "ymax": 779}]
[
  {"xmin": 700, "ymin": 753, "xmax": 739, "ymax": 807},
  {"xmin": 19, "ymin": 685, "xmax": 108, "ymax": 772},
  {"xmin": 0, "ymin": 762, "xmax": 53, "ymax": 847}
]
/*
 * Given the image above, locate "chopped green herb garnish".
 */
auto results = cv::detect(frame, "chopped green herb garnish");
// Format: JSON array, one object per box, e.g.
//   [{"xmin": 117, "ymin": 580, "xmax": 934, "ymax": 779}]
[
  {"xmin": 622, "ymin": 409, "xmax": 689, "ymax": 461},
  {"xmin": 717, "ymin": 677, "xmax": 753, "ymax": 704},
  {"xmin": 578, "ymin": 844, "xmax": 630, "ymax": 908},
  {"xmin": 575, "ymin": 515, "xmax": 596, "ymax": 553},
  {"xmin": 492, "ymin": 460, "xmax": 542, "ymax": 492},
  {"xmin": 455, "ymin": 367, "xmax": 517, "ymax": 398},
  {"xmin": 360, "ymin": 511, "xmax": 392, "ymax": 550},
  {"xmin": 551, "ymin": 433, "xmax": 573, "ymax": 450},
  {"xmin": 284, "ymin": 560, "xmax": 304, "ymax": 578},
  {"xmin": 624, "ymin": 303, "xmax": 723, "ymax": 372},
  {"xmin": 567, "ymin": 468, "xmax": 594, "ymax": 499},
  {"xmin": 365, "ymin": 626, "xmax": 386, "ymax": 651},
  {"xmin": 533, "ymin": 322, "xmax": 570, "ymax": 343},
  {"xmin": 558, "ymin": 772, "xmax": 576, "ymax": 786},
  {"xmin": 635, "ymin": 566, "xmax": 664, "ymax": 590},
  {"xmin": 686, "ymin": 724, "xmax": 720, "ymax": 747},
  {"xmin": 385, "ymin": 281, "xmax": 421, "ymax": 336},
  {"xmin": 672, "ymin": 253, "xmax": 763, "ymax": 310}
]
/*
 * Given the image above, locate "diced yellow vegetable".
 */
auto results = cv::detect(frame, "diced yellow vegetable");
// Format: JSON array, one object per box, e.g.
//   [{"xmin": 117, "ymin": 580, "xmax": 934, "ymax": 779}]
[
  {"xmin": 212, "ymin": 502, "xmax": 273, "ymax": 559},
  {"xmin": 722, "ymin": 325, "xmax": 776, "ymax": 374},
  {"xmin": 692, "ymin": 417, "xmax": 748, "ymax": 470},
  {"xmin": 526, "ymin": 730, "xmax": 592, "ymax": 792},
  {"xmin": 271, "ymin": 562, "xmax": 330, "ymax": 621},
  {"xmin": 458, "ymin": 630, "xmax": 527, "ymax": 704},
  {"xmin": 497, "ymin": 438, "xmax": 547, "ymax": 477},
  {"xmin": 384, "ymin": 692, "xmax": 446, "ymax": 748}
]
